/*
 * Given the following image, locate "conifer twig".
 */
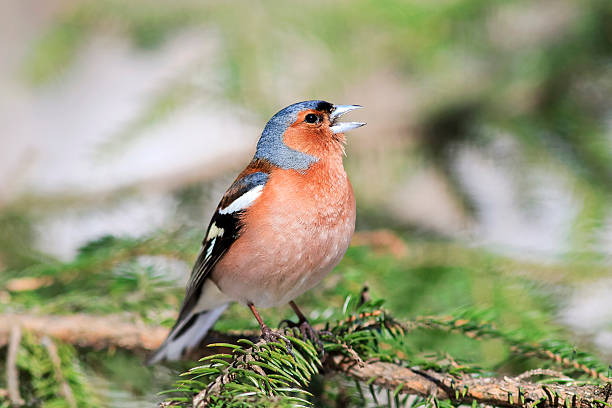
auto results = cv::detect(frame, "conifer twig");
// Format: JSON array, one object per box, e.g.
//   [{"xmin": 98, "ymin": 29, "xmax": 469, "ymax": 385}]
[
  {"xmin": 7, "ymin": 325, "xmax": 24, "ymax": 406},
  {"xmin": 515, "ymin": 368, "xmax": 572, "ymax": 382}
]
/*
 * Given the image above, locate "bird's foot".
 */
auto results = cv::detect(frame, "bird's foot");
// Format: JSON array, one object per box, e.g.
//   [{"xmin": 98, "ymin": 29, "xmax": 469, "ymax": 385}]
[
  {"xmin": 260, "ymin": 325, "xmax": 294, "ymax": 358},
  {"xmin": 281, "ymin": 319, "xmax": 328, "ymax": 354},
  {"xmin": 297, "ymin": 320, "xmax": 326, "ymax": 355},
  {"xmin": 279, "ymin": 318, "xmax": 299, "ymax": 329}
]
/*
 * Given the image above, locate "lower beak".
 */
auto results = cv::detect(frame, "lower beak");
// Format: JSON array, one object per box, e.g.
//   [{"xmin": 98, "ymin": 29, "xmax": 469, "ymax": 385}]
[{"xmin": 330, "ymin": 105, "xmax": 366, "ymax": 134}]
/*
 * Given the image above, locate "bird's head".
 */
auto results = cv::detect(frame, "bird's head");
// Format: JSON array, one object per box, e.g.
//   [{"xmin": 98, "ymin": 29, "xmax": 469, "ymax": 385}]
[{"xmin": 254, "ymin": 100, "xmax": 365, "ymax": 170}]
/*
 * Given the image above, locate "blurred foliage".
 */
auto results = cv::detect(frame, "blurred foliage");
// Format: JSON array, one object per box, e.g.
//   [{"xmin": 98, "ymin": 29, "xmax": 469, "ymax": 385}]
[
  {"xmin": 19, "ymin": 0, "xmax": 612, "ymax": 256},
  {"xmin": 0, "ymin": 211, "xmax": 52, "ymax": 271},
  {"xmin": 16, "ymin": 332, "xmax": 100, "ymax": 408}
]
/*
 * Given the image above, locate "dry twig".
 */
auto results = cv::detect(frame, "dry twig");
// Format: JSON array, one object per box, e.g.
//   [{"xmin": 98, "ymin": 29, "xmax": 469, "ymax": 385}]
[
  {"xmin": 7, "ymin": 325, "xmax": 24, "ymax": 406},
  {"xmin": 515, "ymin": 368, "xmax": 573, "ymax": 382}
]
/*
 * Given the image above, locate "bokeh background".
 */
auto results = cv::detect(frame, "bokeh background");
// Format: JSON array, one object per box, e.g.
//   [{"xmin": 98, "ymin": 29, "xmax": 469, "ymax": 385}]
[{"xmin": 2, "ymin": 0, "xmax": 612, "ymax": 406}]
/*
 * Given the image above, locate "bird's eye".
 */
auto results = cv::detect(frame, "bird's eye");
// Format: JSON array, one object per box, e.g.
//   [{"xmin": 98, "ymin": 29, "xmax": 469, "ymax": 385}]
[{"xmin": 304, "ymin": 113, "xmax": 319, "ymax": 124}]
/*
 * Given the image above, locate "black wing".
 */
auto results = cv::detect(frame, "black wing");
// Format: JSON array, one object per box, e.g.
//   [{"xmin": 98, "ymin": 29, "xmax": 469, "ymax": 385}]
[{"xmin": 175, "ymin": 171, "xmax": 270, "ymax": 323}]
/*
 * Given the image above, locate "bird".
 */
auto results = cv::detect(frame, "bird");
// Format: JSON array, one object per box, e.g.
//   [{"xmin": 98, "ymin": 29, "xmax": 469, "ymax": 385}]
[{"xmin": 148, "ymin": 100, "xmax": 365, "ymax": 364}]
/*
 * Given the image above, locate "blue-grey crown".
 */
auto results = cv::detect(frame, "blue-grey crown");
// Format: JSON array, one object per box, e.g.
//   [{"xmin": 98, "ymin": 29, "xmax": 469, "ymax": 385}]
[{"xmin": 254, "ymin": 100, "xmax": 333, "ymax": 170}]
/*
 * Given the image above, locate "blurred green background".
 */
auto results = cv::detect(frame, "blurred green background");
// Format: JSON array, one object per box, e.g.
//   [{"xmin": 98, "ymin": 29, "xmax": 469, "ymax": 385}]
[{"xmin": 1, "ymin": 0, "xmax": 612, "ymax": 406}]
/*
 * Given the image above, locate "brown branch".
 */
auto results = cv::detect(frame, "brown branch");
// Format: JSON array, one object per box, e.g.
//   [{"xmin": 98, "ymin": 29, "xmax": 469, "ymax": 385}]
[
  {"xmin": 0, "ymin": 314, "xmax": 168, "ymax": 352},
  {"xmin": 6, "ymin": 325, "xmax": 24, "ymax": 406},
  {"xmin": 0, "ymin": 313, "xmax": 254, "ymax": 357},
  {"xmin": 0, "ymin": 310, "xmax": 385, "ymax": 356},
  {"xmin": 330, "ymin": 356, "xmax": 609, "ymax": 408}
]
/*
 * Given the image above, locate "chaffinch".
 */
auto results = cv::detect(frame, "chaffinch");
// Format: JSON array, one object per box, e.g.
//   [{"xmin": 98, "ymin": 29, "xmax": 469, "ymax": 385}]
[{"xmin": 148, "ymin": 100, "xmax": 365, "ymax": 363}]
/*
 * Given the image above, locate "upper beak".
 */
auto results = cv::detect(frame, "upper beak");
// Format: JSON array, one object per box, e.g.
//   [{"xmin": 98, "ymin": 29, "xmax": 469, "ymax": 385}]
[{"xmin": 329, "ymin": 105, "xmax": 366, "ymax": 134}]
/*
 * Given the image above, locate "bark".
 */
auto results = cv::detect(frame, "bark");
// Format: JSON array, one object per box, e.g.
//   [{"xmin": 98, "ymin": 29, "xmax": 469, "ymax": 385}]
[
  {"xmin": 0, "ymin": 313, "xmax": 168, "ymax": 352},
  {"xmin": 330, "ymin": 356, "xmax": 611, "ymax": 408},
  {"xmin": 0, "ymin": 313, "xmax": 255, "ymax": 357},
  {"xmin": 6, "ymin": 325, "xmax": 24, "ymax": 406}
]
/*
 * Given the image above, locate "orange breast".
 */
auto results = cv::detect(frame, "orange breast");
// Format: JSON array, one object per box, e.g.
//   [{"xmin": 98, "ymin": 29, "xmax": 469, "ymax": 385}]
[{"xmin": 211, "ymin": 156, "xmax": 356, "ymax": 308}]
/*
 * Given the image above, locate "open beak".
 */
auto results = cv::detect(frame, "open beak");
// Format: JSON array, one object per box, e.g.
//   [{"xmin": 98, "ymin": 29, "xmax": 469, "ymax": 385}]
[{"xmin": 330, "ymin": 105, "xmax": 366, "ymax": 134}]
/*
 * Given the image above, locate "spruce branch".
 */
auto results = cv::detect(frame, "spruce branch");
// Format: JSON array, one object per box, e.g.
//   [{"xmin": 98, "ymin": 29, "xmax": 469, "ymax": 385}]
[
  {"xmin": 9, "ymin": 331, "xmax": 101, "ymax": 407},
  {"xmin": 2, "ymin": 308, "xmax": 609, "ymax": 408},
  {"xmin": 161, "ymin": 306, "xmax": 611, "ymax": 407},
  {"xmin": 402, "ymin": 313, "xmax": 612, "ymax": 382}
]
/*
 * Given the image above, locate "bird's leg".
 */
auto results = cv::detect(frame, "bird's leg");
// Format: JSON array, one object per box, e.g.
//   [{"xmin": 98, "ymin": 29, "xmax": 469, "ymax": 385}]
[
  {"xmin": 288, "ymin": 301, "xmax": 325, "ymax": 352},
  {"xmin": 279, "ymin": 301, "xmax": 310, "ymax": 328},
  {"xmin": 248, "ymin": 303, "xmax": 293, "ymax": 356},
  {"xmin": 289, "ymin": 300, "xmax": 308, "ymax": 324}
]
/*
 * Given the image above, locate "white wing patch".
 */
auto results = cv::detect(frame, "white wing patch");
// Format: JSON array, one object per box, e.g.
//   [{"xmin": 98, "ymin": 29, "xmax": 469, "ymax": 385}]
[
  {"xmin": 205, "ymin": 237, "xmax": 216, "ymax": 259},
  {"xmin": 206, "ymin": 223, "xmax": 224, "ymax": 240},
  {"xmin": 202, "ymin": 223, "xmax": 224, "ymax": 261},
  {"xmin": 218, "ymin": 185, "xmax": 264, "ymax": 215}
]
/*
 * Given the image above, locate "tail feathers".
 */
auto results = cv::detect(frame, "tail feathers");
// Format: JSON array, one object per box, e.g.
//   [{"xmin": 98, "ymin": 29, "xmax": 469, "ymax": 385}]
[{"xmin": 147, "ymin": 303, "xmax": 229, "ymax": 364}]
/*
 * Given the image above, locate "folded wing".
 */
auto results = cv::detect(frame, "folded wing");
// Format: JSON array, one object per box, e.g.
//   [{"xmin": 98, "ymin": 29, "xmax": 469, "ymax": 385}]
[{"xmin": 147, "ymin": 167, "xmax": 270, "ymax": 363}]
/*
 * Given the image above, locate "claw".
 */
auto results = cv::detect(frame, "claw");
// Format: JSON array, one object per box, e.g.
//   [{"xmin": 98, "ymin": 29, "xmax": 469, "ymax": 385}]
[
  {"xmin": 279, "ymin": 319, "xmax": 299, "ymax": 329},
  {"xmin": 261, "ymin": 325, "xmax": 294, "ymax": 358},
  {"xmin": 298, "ymin": 320, "xmax": 325, "ymax": 355}
]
